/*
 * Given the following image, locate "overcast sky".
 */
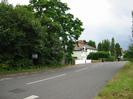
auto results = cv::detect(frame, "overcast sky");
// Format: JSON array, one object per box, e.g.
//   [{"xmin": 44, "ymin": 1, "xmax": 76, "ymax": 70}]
[{"xmin": 2, "ymin": 0, "xmax": 133, "ymax": 49}]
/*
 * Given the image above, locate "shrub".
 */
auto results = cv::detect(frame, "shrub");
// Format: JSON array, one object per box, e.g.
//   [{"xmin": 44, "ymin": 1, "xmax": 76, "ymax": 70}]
[
  {"xmin": 87, "ymin": 51, "xmax": 110, "ymax": 60},
  {"xmin": 104, "ymin": 56, "xmax": 115, "ymax": 62},
  {"xmin": 11, "ymin": 58, "xmax": 33, "ymax": 68}
]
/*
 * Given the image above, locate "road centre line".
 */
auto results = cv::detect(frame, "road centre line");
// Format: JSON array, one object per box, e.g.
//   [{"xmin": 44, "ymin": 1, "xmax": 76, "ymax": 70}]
[
  {"xmin": 24, "ymin": 95, "xmax": 39, "ymax": 99},
  {"xmin": 75, "ymin": 67, "xmax": 88, "ymax": 72},
  {"xmin": 26, "ymin": 73, "xmax": 66, "ymax": 85}
]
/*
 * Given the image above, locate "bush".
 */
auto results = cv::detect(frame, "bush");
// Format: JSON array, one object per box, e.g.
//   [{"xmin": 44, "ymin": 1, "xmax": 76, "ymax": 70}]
[
  {"xmin": 124, "ymin": 44, "xmax": 133, "ymax": 62},
  {"xmin": 87, "ymin": 51, "xmax": 110, "ymax": 60},
  {"xmin": 104, "ymin": 56, "xmax": 115, "ymax": 62},
  {"xmin": 0, "ymin": 63, "xmax": 9, "ymax": 71},
  {"xmin": 9, "ymin": 58, "xmax": 33, "ymax": 69}
]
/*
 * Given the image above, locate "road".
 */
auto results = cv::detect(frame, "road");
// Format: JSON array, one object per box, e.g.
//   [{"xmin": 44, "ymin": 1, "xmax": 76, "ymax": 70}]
[{"xmin": 0, "ymin": 62, "xmax": 126, "ymax": 99}]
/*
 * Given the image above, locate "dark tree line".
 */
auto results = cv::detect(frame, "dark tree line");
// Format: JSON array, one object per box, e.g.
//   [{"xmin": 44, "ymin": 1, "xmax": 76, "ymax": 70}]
[
  {"xmin": 97, "ymin": 38, "xmax": 122, "ymax": 59},
  {"xmin": 87, "ymin": 38, "xmax": 122, "ymax": 58},
  {"xmin": 87, "ymin": 40, "xmax": 96, "ymax": 48},
  {"xmin": 0, "ymin": 0, "xmax": 84, "ymax": 68}
]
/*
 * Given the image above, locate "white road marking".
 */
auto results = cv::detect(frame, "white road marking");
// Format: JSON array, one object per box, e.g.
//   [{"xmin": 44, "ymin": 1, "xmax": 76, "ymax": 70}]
[
  {"xmin": 19, "ymin": 76, "xmax": 26, "ymax": 78},
  {"xmin": 24, "ymin": 95, "xmax": 39, "ymax": 99},
  {"xmin": 75, "ymin": 67, "xmax": 88, "ymax": 72},
  {"xmin": 26, "ymin": 73, "xmax": 66, "ymax": 85},
  {"xmin": 0, "ymin": 78, "xmax": 12, "ymax": 81}
]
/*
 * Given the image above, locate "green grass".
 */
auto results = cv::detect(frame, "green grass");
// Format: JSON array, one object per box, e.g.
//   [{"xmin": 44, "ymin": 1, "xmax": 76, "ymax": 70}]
[
  {"xmin": 95, "ymin": 62, "xmax": 133, "ymax": 99},
  {"xmin": 0, "ymin": 64, "xmax": 69, "ymax": 76}
]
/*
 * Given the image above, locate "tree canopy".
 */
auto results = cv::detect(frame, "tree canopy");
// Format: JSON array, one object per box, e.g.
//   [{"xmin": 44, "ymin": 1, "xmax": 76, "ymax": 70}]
[
  {"xmin": 125, "ymin": 44, "xmax": 133, "ymax": 60},
  {"xmin": 87, "ymin": 40, "xmax": 96, "ymax": 48},
  {"xmin": 115, "ymin": 43, "xmax": 122, "ymax": 58},
  {"xmin": 110, "ymin": 38, "xmax": 115, "ymax": 56},
  {"xmin": 97, "ymin": 38, "xmax": 122, "ymax": 59},
  {"xmin": 0, "ymin": 0, "xmax": 83, "ymax": 67},
  {"xmin": 98, "ymin": 40, "xmax": 110, "ymax": 52},
  {"xmin": 30, "ymin": 0, "xmax": 84, "ymax": 64}
]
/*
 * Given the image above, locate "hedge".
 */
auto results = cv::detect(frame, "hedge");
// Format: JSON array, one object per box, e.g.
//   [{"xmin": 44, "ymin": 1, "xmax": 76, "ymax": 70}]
[{"xmin": 87, "ymin": 51, "xmax": 110, "ymax": 60}]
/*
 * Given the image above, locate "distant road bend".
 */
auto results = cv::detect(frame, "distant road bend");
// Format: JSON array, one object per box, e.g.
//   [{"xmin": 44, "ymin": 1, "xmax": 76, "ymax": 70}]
[{"xmin": 0, "ymin": 62, "xmax": 126, "ymax": 99}]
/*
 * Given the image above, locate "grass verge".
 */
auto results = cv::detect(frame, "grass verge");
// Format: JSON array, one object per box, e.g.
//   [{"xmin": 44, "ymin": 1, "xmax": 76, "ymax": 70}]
[
  {"xmin": 0, "ymin": 64, "xmax": 70, "ymax": 77},
  {"xmin": 95, "ymin": 62, "xmax": 133, "ymax": 99}
]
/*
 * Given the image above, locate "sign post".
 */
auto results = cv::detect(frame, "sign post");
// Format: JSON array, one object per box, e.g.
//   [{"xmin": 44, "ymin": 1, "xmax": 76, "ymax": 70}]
[{"xmin": 32, "ymin": 53, "xmax": 38, "ymax": 65}]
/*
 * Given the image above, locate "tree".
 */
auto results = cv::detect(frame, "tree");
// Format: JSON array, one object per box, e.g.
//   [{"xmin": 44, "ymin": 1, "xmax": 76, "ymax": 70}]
[
  {"xmin": 87, "ymin": 40, "xmax": 96, "ymax": 48},
  {"xmin": 29, "ymin": 0, "xmax": 84, "ymax": 64},
  {"xmin": 98, "ymin": 40, "xmax": 110, "ymax": 52},
  {"xmin": 126, "ymin": 44, "xmax": 133, "ymax": 60},
  {"xmin": 102, "ymin": 40, "xmax": 110, "ymax": 52},
  {"xmin": 0, "ymin": 4, "xmax": 42, "ymax": 67},
  {"xmin": 98, "ymin": 42, "xmax": 102, "ymax": 51},
  {"xmin": 110, "ymin": 37, "xmax": 115, "ymax": 56},
  {"xmin": 115, "ymin": 43, "xmax": 122, "ymax": 58},
  {"xmin": 38, "ymin": 15, "xmax": 63, "ymax": 65},
  {"xmin": 0, "ymin": 0, "xmax": 83, "ymax": 67},
  {"xmin": 125, "ymin": 12, "xmax": 133, "ymax": 60}
]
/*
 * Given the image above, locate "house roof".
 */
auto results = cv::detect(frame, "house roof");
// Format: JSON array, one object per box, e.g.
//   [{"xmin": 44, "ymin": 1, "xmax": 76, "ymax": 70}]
[
  {"xmin": 74, "ymin": 45, "xmax": 97, "ymax": 51},
  {"xmin": 74, "ymin": 40, "xmax": 97, "ymax": 51}
]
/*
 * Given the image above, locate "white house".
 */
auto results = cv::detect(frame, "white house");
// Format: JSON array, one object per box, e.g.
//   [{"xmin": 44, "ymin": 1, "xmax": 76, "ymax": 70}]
[{"xmin": 72, "ymin": 40, "xmax": 97, "ymax": 64}]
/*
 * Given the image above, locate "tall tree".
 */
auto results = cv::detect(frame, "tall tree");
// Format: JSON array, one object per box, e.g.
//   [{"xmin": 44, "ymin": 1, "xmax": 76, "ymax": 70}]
[
  {"xmin": 126, "ymin": 44, "xmax": 133, "ymax": 60},
  {"xmin": 87, "ymin": 40, "xmax": 96, "ymax": 48},
  {"xmin": 0, "ymin": 0, "xmax": 83, "ymax": 66},
  {"xmin": 98, "ymin": 42, "xmax": 102, "ymax": 51},
  {"xmin": 29, "ymin": 0, "xmax": 84, "ymax": 64},
  {"xmin": 115, "ymin": 43, "xmax": 122, "ymax": 58},
  {"xmin": 100, "ymin": 40, "xmax": 110, "ymax": 52},
  {"xmin": 110, "ymin": 37, "xmax": 115, "ymax": 56},
  {"xmin": 39, "ymin": 15, "xmax": 63, "ymax": 64},
  {"xmin": 0, "ymin": 4, "xmax": 42, "ymax": 66}
]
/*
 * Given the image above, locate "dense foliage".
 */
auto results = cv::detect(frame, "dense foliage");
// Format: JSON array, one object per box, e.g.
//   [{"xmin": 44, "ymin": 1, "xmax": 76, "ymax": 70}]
[
  {"xmin": 0, "ymin": 1, "xmax": 83, "ymax": 68},
  {"xmin": 115, "ymin": 43, "xmax": 122, "ymax": 58},
  {"xmin": 87, "ymin": 40, "xmax": 96, "ymax": 48},
  {"xmin": 124, "ymin": 44, "xmax": 133, "ymax": 61},
  {"xmin": 98, "ymin": 39, "xmax": 110, "ymax": 52},
  {"xmin": 110, "ymin": 38, "xmax": 115, "ymax": 56},
  {"xmin": 30, "ymin": 0, "xmax": 84, "ymax": 64},
  {"xmin": 87, "ymin": 51, "xmax": 110, "ymax": 60},
  {"xmin": 0, "ymin": 4, "xmax": 40, "ymax": 67},
  {"xmin": 97, "ymin": 38, "xmax": 122, "ymax": 60}
]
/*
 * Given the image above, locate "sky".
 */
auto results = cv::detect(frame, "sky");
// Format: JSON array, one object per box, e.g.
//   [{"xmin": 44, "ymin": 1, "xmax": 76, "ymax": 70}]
[{"xmin": 2, "ymin": 0, "xmax": 133, "ymax": 50}]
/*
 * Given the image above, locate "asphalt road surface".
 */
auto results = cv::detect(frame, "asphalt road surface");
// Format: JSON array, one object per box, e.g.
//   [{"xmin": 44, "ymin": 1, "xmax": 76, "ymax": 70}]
[{"xmin": 0, "ymin": 62, "xmax": 126, "ymax": 99}]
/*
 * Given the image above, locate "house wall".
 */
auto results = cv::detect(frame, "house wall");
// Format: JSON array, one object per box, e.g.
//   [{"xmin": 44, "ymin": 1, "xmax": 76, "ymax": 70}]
[
  {"xmin": 75, "ymin": 60, "xmax": 91, "ymax": 64},
  {"xmin": 72, "ymin": 49, "xmax": 97, "ymax": 60},
  {"xmin": 72, "ymin": 51, "xmax": 86, "ymax": 60},
  {"xmin": 72, "ymin": 49, "xmax": 97, "ymax": 64}
]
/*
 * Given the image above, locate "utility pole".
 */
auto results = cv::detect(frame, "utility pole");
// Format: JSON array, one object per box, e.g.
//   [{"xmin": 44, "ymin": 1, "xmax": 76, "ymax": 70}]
[{"xmin": 1, "ymin": 0, "xmax": 8, "ymax": 4}]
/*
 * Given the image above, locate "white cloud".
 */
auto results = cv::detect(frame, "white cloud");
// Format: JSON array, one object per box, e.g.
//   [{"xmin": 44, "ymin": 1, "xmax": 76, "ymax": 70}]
[
  {"xmin": 62, "ymin": 0, "xmax": 112, "ymax": 27},
  {"xmin": 62, "ymin": 0, "xmax": 133, "ymax": 49},
  {"xmin": 2, "ymin": 0, "xmax": 133, "ymax": 49}
]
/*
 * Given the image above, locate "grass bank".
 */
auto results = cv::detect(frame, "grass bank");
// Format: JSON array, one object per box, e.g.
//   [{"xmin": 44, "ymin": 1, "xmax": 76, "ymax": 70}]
[
  {"xmin": 0, "ymin": 64, "xmax": 70, "ymax": 77},
  {"xmin": 95, "ymin": 62, "xmax": 133, "ymax": 99}
]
